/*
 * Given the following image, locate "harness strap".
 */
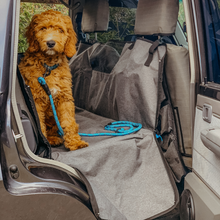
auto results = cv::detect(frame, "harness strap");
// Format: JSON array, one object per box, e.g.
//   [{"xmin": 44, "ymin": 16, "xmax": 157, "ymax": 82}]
[
  {"xmin": 145, "ymin": 39, "xmax": 165, "ymax": 67},
  {"xmin": 43, "ymin": 63, "xmax": 59, "ymax": 78}
]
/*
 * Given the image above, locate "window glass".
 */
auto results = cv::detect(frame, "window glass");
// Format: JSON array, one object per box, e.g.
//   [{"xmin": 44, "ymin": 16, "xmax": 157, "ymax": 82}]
[
  {"xmin": 89, "ymin": 7, "xmax": 136, "ymax": 44},
  {"xmin": 202, "ymin": 0, "xmax": 220, "ymax": 83},
  {"xmin": 178, "ymin": 0, "xmax": 185, "ymax": 28},
  {"xmin": 19, "ymin": 3, "xmax": 69, "ymax": 53}
]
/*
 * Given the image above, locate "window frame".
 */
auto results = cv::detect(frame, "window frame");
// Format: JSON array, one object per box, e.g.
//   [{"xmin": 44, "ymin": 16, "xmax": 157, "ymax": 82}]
[{"xmin": 200, "ymin": 0, "xmax": 220, "ymax": 84}]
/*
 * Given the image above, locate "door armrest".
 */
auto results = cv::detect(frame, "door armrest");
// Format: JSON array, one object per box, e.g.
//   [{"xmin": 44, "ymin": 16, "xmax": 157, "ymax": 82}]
[{"xmin": 201, "ymin": 127, "xmax": 220, "ymax": 157}]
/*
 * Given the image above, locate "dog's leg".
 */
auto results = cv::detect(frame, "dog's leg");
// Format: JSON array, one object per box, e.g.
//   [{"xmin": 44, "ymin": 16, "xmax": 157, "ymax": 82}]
[
  {"xmin": 56, "ymin": 101, "xmax": 88, "ymax": 151},
  {"xmin": 47, "ymin": 135, "xmax": 64, "ymax": 146},
  {"xmin": 47, "ymin": 121, "xmax": 64, "ymax": 146},
  {"xmin": 35, "ymin": 102, "xmax": 47, "ymax": 138}
]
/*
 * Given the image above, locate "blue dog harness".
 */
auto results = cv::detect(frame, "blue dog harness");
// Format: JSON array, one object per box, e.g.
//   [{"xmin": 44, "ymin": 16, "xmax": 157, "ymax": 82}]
[{"xmin": 38, "ymin": 63, "xmax": 145, "ymax": 138}]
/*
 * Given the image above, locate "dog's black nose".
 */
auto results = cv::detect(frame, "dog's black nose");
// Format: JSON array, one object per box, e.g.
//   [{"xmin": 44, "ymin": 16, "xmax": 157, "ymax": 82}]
[{"xmin": 47, "ymin": 40, "xmax": 56, "ymax": 48}]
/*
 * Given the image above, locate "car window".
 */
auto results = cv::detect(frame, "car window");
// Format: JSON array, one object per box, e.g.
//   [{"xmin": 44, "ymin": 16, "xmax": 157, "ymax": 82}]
[
  {"xmin": 88, "ymin": 7, "xmax": 136, "ymax": 43},
  {"xmin": 88, "ymin": 2, "xmax": 186, "ymax": 44},
  {"xmin": 19, "ymin": 2, "xmax": 69, "ymax": 53},
  {"xmin": 201, "ymin": 0, "xmax": 220, "ymax": 83},
  {"xmin": 178, "ymin": 0, "xmax": 186, "ymax": 34}
]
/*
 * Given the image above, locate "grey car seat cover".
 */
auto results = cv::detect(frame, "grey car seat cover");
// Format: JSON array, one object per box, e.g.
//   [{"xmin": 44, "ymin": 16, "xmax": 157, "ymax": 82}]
[
  {"xmin": 134, "ymin": 0, "xmax": 179, "ymax": 36},
  {"xmin": 82, "ymin": 0, "xmax": 109, "ymax": 33},
  {"xmin": 165, "ymin": 44, "xmax": 192, "ymax": 158},
  {"xmin": 52, "ymin": 38, "xmax": 186, "ymax": 219}
]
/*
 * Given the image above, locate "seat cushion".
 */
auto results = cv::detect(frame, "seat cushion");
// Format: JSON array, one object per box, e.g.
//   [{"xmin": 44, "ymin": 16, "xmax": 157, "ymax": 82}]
[{"xmin": 52, "ymin": 107, "xmax": 176, "ymax": 220}]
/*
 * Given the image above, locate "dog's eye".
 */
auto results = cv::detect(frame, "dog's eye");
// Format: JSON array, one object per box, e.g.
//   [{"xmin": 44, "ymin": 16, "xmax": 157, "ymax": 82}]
[
  {"xmin": 59, "ymin": 29, "xmax": 64, "ymax": 33},
  {"xmin": 40, "ymin": 27, "xmax": 47, "ymax": 31}
]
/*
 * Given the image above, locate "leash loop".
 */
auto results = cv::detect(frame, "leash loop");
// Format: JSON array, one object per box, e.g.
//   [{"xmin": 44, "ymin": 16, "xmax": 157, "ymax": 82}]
[{"xmin": 79, "ymin": 121, "xmax": 142, "ymax": 137}]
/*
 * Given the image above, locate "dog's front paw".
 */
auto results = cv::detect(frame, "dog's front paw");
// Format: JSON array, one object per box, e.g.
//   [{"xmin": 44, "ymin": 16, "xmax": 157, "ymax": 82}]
[
  {"xmin": 47, "ymin": 136, "xmax": 64, "ymax": 146},
  {"xmin": 65, "ymin": 140, "xmax": 88, "ymax": 151}
]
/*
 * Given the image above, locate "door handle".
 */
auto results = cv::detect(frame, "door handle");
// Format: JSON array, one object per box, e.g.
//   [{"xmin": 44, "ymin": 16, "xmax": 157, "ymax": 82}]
[
  {"xmin": 201, "ymin": 127, "xmax": 220, "ymax": 157},
  {"xmin": 202, "ymin": 104, "xmax": 212, "ymax": 123}
]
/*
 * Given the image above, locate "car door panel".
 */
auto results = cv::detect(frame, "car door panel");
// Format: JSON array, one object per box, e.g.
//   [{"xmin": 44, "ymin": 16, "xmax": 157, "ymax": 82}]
[
  {"xmin": 193, "ymin": 94, "xmax": 220, "ymax": 198},
  {"xmin": 184, "ymin": 172, "xmax": 220, "ymax": 220},
  {"xmin": 181, "ymin": 1, "xmax": 220, "ymax": 219}
]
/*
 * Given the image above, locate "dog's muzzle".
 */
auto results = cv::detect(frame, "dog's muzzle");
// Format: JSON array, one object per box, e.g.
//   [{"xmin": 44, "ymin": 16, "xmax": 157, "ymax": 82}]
[{"xmin": 47, "ymin": 40, "xmax": 56, "ymax": 48}]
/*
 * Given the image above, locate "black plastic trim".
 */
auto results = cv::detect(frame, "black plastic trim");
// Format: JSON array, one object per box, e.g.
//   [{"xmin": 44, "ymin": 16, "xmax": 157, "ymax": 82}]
[
  {"xmin": 180, "ymin": 189, "xmax": 195, "ymax": 220},
  {"xmin": 199, "ymin": 83, "xmax": 220, "ymax": 101},
  {"xmin": 194, "ymin": 0, "xmax": 208, "ymax": 83}
]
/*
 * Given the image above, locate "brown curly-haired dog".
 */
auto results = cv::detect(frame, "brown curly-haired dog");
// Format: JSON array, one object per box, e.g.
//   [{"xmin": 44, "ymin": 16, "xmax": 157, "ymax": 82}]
[{"xmin": 19, "ymin": 10, "xmax": 88, "ymax": 151}]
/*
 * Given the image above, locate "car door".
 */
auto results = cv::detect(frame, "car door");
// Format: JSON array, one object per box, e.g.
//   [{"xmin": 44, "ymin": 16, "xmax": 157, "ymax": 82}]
[{"xmin": 182, "ymin": 0, "xmax": 220, "ymax": 219}]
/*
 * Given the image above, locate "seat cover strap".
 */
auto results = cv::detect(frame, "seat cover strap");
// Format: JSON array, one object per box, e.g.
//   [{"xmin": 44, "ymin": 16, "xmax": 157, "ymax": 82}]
[{"xmin": 145, "ymin": 39, "xmax": 165, "ymax": 67}]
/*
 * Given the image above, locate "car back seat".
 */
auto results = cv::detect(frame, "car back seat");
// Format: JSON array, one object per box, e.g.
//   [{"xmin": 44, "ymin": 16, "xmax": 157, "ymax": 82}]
[
  {"xmin": 52, "ymin": 1, "xmax": 189, "ymax": 219},
  {"xmin": 69, "ymin": 0, "xmax": 187, "ymax": 181},
  {"xmin": 73, "ymin": 0, "xmax": 192, "ymax": 167}
]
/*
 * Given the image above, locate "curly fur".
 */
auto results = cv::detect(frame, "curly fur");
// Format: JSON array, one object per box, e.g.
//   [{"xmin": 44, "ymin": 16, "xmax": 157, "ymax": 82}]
[{"xmin": 19, "ymin": 10, "xmax": 88, "ymax": 151}]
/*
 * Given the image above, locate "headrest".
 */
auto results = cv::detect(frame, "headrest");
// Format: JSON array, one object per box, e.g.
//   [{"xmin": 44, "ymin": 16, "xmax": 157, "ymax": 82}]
[
  {"xmin": 81, "ymin": 0, "xmax": 109, "ymax": 33},
  {"xmin": 134, "ymin": 0, "xmax": 179, "ymax": 36}
]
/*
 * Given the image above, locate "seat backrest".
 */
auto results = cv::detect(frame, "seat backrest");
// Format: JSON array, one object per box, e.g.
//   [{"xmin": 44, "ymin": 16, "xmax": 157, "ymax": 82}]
[
  {"xmin": 134, "ymin": 0, "xmax": 179, "ymax": 36},
  {"xmin": 134, "ymin": 0, "xmax": 189, "ymax": 178},
  {"xmin": 135, "ymin": 0, "xmax": 192, "ymax": 165},
  {"xmin": 165, "ymin": 44, "xmax": 192, "ymax": 163},
  {"xmin": 81, "ymin": 0, "xmax": 109, "ymax": 33}
]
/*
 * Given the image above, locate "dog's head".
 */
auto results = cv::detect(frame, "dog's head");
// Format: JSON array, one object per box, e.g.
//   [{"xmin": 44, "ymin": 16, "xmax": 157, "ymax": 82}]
[{"xmin": 26, "ymin": 10, "xmax": 77, "ymax": 57}]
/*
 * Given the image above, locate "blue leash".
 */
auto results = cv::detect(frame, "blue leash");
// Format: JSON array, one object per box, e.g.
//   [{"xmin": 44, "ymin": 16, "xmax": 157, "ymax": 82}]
[
  {"xmin": 38, "ymin": 77, "xmax": 64, "ymax": 136},
  {"xmin": 38, "ymin": 63, "xmax": 163, "ymax": 140},
  {"xmin": 156, "ymin": 134, "xmax": 163, "ymax": 142},
  {"xmin": 79, "ymin": 121, "xmax": 142, "ymax": 137},
  {"xmin": 37, "ymin": 78, "xmax": 142, "ymax": 137},
  {"xmin": 38, "ymin": 65, "xmax": 143, "ymax": 138}
]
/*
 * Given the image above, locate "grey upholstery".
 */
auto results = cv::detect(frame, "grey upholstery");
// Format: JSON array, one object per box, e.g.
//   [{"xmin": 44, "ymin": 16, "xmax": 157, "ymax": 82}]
[
  {"xmin": 134, "ymin": 0, "xmax": 179, "ymax": 35},
  {"xmin": 81, "ymin": 0, "xmax": 109, "ymax": 33},
  {"xmin": 134, "ymin": 0, "xmax": 191, "ymax": 164},
  {"xmin": 52, "ymin": 107, "xmax": 177, "ymax": 220},
  {"xmin": 165, "ymin": 44, "xmax": 192, "ymax": 159}
]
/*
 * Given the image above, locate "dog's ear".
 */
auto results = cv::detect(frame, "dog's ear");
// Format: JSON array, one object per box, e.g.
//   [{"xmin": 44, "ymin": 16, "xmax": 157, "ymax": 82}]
[
  {"xmin": 63, "ymin": 16, "xmax": 77, "ymax": 58},
  {"xmin": 26, "ymin": 14, "xmax": 40, "ymax": 53}
]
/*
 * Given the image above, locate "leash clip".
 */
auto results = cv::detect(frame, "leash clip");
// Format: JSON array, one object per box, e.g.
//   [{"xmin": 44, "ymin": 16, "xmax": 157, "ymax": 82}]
[
  {"xmin": 43, "ymin": 66, "xmax": 51, "ymax": 78},
  {"xmin": 43, "ymin": 63, "xmax": 59, "ymax": 78}
]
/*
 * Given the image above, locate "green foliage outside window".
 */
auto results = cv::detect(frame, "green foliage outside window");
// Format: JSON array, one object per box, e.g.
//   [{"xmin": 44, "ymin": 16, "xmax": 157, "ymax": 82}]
[
  {"xmin": 18, "ymin": 2, "xmax": 186, "ymax": 53},
  {"xmin": 178, "ymin": 2, "xmax": 185, "ymax": 29},
  {"xmin": 90, "ymin": 7, "xmax": 136, "ymax": 43}
]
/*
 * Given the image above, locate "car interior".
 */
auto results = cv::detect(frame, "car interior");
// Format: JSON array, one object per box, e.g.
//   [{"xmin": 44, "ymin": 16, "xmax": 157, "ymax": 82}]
[{"xmin": 8, "ymin": 0, "xmax": 193, "ymax": 219}]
